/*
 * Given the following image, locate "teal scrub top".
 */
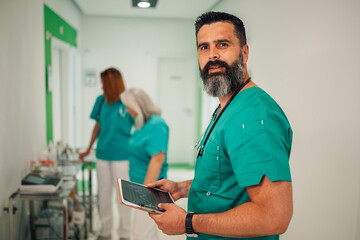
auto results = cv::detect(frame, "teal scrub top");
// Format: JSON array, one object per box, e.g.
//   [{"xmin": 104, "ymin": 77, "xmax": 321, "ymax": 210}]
[
  {"xmin": 128, "ymin": 115, "xmax": 169, "ymax": 184},
  {"xmin": 188, "ymin": 87, "xmax": 293, "ymax": 240},
  {"xmin": 90, "ymin": 95, "xmax": 134, "ymax": 161}
]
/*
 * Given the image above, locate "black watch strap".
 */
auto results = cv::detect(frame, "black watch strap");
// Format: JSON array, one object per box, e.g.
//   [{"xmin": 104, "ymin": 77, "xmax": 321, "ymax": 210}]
[{"xmin": 185, "ymin": 212, "xmax": 198, "ymax": 238}]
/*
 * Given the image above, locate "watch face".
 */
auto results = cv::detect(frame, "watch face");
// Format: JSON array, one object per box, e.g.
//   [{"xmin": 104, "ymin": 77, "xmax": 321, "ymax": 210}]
[{"xmin": 185, "ymin": 233, "xmax": 199, "ymax": 238}]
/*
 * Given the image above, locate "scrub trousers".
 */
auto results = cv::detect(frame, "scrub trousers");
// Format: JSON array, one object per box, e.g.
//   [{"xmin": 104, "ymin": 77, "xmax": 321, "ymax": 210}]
[{"xmin": 97, "ymin": 159, "xmax": 131, "ymax": 238}]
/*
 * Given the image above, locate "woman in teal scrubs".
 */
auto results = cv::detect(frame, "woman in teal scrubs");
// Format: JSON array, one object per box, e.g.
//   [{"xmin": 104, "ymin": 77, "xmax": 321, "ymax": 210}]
[
  {"xmin": 120, "ymin": 88, "xmax": 169, "ymax": 240},
  {"xmin": 79, "ymin": 68, "xmax": 134, "ymax": 240}
]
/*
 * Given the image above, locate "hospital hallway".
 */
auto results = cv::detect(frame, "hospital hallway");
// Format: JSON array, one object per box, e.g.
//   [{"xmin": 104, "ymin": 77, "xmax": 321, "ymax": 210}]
[{"xmin": 2, "ymin": 1, "xmax": 360, "ymax": 240}]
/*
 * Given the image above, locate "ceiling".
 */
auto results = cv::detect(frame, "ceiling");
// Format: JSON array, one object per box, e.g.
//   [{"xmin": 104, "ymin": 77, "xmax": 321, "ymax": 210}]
[{"xmin": 73, "ymin": 0, "xmax": 223, "ymax": 19}]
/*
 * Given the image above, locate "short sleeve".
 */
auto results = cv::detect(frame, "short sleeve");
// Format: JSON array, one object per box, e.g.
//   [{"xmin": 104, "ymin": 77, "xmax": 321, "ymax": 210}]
[
  {"xmin": 225, "ymin": 106, "xmax": 292, "ymax": 187},
  {"xmin": 145, "ymin": 122, "xmax": 169, "ymax": 157},
  {"xmin": 90, "ymin": 95, "xmax": 104, "ymax": 122}
]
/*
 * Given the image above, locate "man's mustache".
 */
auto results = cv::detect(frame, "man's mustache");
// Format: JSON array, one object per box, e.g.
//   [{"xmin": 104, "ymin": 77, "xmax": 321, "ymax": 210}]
[{"xmin": 202, "ymin": 60, "xmax": 230, "ymax": 75}]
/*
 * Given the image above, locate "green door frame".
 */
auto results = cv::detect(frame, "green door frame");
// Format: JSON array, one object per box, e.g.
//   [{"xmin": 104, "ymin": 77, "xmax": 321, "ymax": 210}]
[{"xmin": 44, "ymin": 4, "xmax": 77, "ymax": 144}]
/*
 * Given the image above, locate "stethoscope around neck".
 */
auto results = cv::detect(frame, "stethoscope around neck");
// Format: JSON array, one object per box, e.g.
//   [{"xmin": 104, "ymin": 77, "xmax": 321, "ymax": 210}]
[{"xmin": 196, "ymin": 78, "xmax": 251, "ymax": 158}]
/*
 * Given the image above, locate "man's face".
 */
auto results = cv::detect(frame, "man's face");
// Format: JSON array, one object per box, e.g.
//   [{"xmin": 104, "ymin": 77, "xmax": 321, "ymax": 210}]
[{"xmin": 197, "ymin": 22, "xmax": 246, "ymax": 97}]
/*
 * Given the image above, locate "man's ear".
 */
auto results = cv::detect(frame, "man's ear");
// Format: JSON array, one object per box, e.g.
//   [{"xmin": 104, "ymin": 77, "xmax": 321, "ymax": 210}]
[{"xmin": 242, "ymin": 44, "xmax": 249, "ymax": 65}]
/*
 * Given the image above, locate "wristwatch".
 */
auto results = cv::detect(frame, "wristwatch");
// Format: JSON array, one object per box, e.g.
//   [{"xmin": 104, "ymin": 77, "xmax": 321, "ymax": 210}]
[{"xmin": 185, "ymin": 212, "xmax": 199, "ymax": 238}]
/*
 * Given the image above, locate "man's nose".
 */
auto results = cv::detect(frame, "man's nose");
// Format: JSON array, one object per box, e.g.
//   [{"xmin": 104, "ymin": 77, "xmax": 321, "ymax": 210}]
[{"xmin": 209, "ymin": 47, "xmax": 219, "ymax": 60}]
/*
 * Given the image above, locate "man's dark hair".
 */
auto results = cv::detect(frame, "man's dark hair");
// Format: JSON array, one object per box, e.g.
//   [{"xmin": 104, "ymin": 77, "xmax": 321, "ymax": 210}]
[{"xmin": 195, "ymin": 11, "xmax": 247, "ymax": 47}]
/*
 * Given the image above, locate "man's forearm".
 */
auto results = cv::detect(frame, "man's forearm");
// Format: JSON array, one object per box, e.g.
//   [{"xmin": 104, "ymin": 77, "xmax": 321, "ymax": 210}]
[
  {"xmin": 191, "ymin": 179, "xmax": 292, "ymax": 238},
  {"xmin": 192, "ymin": 202, "xmax": 282, "ymax": 238},
  {"xmin": 178, "ymin": 180, "xmax": 192, "ymax": 198}
]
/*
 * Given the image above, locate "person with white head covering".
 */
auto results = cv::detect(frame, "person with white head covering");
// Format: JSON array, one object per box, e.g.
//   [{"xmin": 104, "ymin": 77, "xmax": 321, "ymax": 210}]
[{"xmin": 120, "ymin": 88, "xmax": 169, "ymax": 240}]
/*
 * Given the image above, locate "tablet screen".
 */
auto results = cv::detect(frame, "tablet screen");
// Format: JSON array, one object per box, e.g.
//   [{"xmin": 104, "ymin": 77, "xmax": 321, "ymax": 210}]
[{"xmin": 121, "ymin": 179, "xmax": 173, "ymax": 209}]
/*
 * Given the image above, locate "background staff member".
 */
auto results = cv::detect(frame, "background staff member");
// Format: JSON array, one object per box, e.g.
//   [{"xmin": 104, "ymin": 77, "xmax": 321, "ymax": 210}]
[
  {"xmin": 121, "ymin": 88, "xmax": 169, "ymax": 240},
  {"xmin": 148, "ymin": 12, "xmax": 293, "ymax": 240},
  {"xmin": 79, "ymin": 68, "xmax": 134, "ymax": 240}
]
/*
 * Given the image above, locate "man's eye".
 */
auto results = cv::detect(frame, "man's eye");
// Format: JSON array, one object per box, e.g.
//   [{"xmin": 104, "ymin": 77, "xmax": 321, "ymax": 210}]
[
  {"xmin": 199, "ymin": 45, "xmax": 208, "ymax": 51},
  {"xmin": 218, "ymin": 43, "xmax": 228, "ymax": 48}
]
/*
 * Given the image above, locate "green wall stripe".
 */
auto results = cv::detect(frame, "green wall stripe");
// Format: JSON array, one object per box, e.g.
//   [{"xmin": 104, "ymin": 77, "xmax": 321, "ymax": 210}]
[
  {"xmin": 168, "ymin": 163, "xmax": 195, "ymax": 170},
  {"xmin": 44, "ymin": 4, "xmax": 77, "ymax": 144}
]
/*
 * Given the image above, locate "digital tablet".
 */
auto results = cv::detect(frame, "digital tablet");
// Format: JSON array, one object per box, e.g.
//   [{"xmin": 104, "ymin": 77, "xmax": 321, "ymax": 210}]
[{"xmin": 117, "ymin": 178, "xmax": 174, "ymax": 214}]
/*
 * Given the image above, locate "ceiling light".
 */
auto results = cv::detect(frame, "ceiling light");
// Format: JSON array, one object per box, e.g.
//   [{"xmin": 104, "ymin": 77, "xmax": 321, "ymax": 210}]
[
  {"xmin": 132, "ymin": 0, "xmax": 158, "ymax": 9},
  {"xmin": 138, "ymin": 1, "xmax": 150, "ymax": 8}
]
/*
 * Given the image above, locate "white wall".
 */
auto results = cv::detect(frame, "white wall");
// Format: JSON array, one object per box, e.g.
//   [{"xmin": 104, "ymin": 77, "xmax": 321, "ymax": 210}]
[
  {"xmin": 80, "ymin": 16, "xmax": 197, "ymax": 147},
  {"xmin": 0, "ymin": 0, "xmax": 81, "ymax": 239},
  {"xmin": 214, "ymin": 0, "xmax": 360, "ymax": 239}
]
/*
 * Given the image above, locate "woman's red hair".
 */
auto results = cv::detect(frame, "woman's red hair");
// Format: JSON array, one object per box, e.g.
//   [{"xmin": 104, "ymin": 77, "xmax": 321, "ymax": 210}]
[{"xmin": 101, "ymin": 68, "xmax": 126, "ymax": 104}]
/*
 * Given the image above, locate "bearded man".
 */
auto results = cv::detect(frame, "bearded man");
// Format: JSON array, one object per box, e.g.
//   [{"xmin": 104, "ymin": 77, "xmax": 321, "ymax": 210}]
[{"xmin": 149, "ymin": 12, "xmax": 293, "ymax": 240}]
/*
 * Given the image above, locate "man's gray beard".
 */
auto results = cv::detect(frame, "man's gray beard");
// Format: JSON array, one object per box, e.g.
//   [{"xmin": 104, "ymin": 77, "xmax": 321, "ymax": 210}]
[
  {"xmin": 203, "ymin": 74, "xmax": 232, "ymax": 97},
  {"xmin": 202, "ymin": 55, "xmax": 244, "ymax": 98}
]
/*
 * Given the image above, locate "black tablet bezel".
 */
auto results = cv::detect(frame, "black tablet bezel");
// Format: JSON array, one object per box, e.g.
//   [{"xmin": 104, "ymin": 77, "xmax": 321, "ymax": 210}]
[{"xmin": 119, "ymin": 178, "xmax": 174, "ymax": 213}]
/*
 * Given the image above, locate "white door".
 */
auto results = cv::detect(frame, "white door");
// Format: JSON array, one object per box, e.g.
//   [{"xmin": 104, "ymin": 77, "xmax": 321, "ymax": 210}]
[
  {"xmin": 51, "ymin": 47, "xmax": 62, "ymax": 144},
  {"xmin": 158, "ymin": 58, "xmax": 199, "ymax": 165},
  {"xmin": 50, "ymin": 38, "xmax": 80, "ymax": 147}
]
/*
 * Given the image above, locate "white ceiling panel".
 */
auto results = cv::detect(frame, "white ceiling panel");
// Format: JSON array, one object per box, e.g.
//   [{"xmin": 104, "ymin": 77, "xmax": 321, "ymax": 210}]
[{"xmin": 73, "ymin": 0, "xmax": 222, "ymax": 19}]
